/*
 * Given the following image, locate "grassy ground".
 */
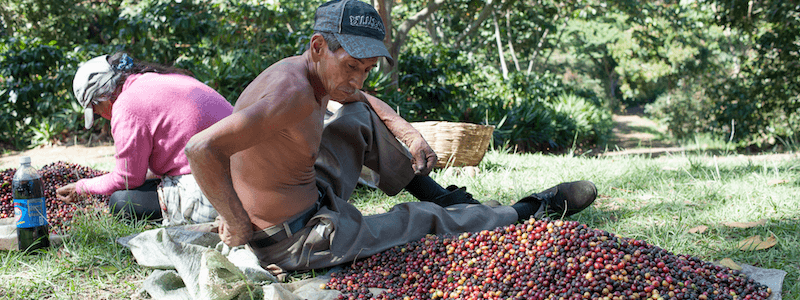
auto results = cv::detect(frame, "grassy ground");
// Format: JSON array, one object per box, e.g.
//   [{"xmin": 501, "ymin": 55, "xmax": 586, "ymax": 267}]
[{"xmin": 1, "ymin": 149, "xmax": 798, "ymax": 299}]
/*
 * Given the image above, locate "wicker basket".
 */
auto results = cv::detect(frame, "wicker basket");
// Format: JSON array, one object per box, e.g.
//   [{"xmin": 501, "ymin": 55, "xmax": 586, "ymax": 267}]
[{"xmin": 411, "ymin": 121, "xmax": 495, "ymax": 168}]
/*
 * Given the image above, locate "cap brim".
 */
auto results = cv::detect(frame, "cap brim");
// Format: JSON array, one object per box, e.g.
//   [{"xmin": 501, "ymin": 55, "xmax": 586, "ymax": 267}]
[
  {"xmin": 84, "ymin": 106, "xmax": 94, "ymax": 130},
  {"xmin": 335, "ymin": 33, "xmax": 394, "ymax": 66}
]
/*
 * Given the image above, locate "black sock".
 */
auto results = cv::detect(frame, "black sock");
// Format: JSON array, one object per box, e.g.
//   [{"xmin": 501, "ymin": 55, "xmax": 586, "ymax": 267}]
[
  {"xmin": 512, "ymin": 201, "xmax": 537, "ymax": 221},
  {"xmin": 404, "ymin": 175, "xmax": 449, "ymax": 201}
]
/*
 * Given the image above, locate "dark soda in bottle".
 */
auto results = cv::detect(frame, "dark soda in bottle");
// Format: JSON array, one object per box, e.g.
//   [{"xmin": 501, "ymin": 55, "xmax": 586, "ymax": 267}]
[{"xmin": 13, "ymin": 156, "xmax": 50, "ymax": 252}]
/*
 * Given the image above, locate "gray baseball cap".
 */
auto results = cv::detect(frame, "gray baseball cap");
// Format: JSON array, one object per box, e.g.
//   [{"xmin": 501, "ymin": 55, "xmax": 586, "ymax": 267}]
[
  {"xmin": 72, "ymin": 55, "xmax": 116, "ymax": 129},
  {"xmin": 313, "ymin": 0, "xmax": 394, "ymax": 66}
]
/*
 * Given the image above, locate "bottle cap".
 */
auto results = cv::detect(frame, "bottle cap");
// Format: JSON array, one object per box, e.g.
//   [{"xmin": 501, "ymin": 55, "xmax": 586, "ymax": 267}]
[{"xmin": 20, "ymin": 156, "xmax": 31, "ymax": 164}]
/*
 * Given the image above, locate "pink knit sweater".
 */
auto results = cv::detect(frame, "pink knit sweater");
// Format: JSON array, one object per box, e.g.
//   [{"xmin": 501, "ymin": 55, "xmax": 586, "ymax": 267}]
[{"xmin": 76, "ymin": 73, "xmax": 233, "ymax": 195}]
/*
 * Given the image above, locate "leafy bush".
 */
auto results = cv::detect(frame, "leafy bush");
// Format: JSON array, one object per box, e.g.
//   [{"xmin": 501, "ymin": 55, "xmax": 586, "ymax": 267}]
[
  {"xmin": 395, "ymin": 45, "xmax": 472, "ymax": 122},
  {"xmin": 550, "ymin": 93, "xmax": 613, "ymax": 150},
  {"xmin": 0, "ymin": 37, "xmax": 81, "ymax": 149},
  {"xmin": 117, "ymin": 0, "xmax": 309, "ymax": 103},
  {"xmin": 645, "ymin": 79, "xmax": 714, "ymax": 140},
  {"xmin": 0, "ymin": 0, "xmax": 310, "ymax": 150},
  {"xmin": 649, "ymin": 75, "xmax": 800, "ymax": 151},
  {"xmin": 390, "ymin": 44, "xmax": 612, "ymax": 152},
  {"xmin": 0, "ymin": 0, "xmax": 615, "ymax": 153}
]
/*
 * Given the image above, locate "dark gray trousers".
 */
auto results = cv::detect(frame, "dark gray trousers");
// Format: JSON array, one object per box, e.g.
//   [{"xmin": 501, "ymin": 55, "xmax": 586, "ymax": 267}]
[{"xmin": 248, "ymin": 102, "xmax": 517, "ymax": 273}]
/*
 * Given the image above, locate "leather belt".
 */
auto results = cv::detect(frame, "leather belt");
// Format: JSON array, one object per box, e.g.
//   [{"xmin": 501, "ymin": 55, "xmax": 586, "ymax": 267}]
[{"xmin": 249, "ymin": 197, "xmax": 322, "ymax": 249}]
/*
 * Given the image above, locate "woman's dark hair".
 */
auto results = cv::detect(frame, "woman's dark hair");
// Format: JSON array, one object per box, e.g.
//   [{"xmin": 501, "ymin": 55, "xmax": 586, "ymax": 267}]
[
  {"xmin": 104, "ymin": 52, "xmax": 194, "ymax": 99},
  {"xmin": 108, "ymin": 52, "xmax": 194, "ymax": 77}
]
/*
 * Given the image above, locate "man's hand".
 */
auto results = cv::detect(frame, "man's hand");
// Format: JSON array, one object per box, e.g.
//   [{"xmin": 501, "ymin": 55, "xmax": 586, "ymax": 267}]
[
  {"xmin": 55, "ymin": 183, "xmax": 80, "ymax": 203},
  {"xmin": 407, "ymin": 137, "xmax": 438, "ymax": 176},
  {"xmin": 215, "ymin": 215, "xmax": 254, "ymax": 247},
  {"xmin": 356, "ymin": 91, "xmax": 438, "ymax": 175}
]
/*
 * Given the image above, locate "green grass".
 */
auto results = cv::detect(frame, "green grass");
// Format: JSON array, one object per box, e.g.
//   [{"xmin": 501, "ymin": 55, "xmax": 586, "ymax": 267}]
[
  {"xmin": 2, "ymin": 149, "xmax": 798, "ymax": 299},
  {"xmin": 1, "ymin": 210, "xmax": 152, "ymax": 299}
]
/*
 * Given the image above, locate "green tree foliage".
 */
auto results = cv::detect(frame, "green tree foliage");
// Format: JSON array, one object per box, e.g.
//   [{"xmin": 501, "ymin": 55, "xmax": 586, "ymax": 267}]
[
  {"xmin": 393, "ymin": 41, "xmax": 611, "ymax": 152},
  {"xmin": 23, "ymin": 0, "xmax": 800, "ymax": 153},
  {"xmin": 0, "ymin": 0, "xmax": 121, "ymax": 45},
  {"xmin": 644, "ymin": 0, "xmax": 799, "ymax": 149},
  {"xmin": 2, "ymin": 0, "xmax": 612, "ymax": 153},
  {"xmin": 396, "ymin": 0, "xmax": 612, "ymax": 152},
  {"xmin": 705, "ymin": 0, "xmax": 800, "ymax": 148},
  {"xmin": 563, "ymin": 12, "xmax": 625, "ymax": 108},
  {"xmin": 562, "ymin": 0, "xmax": 723, "ymax": 109},
  {"xmin": 0, "ymin": 0, "xmax": 313, "ymax": 149},
  {"xmin": 106, "ymin": 0, "xmax": 312, "ymax": 101},
  {"xmin": 0, "ymin": 38, "xmax": 80, "ymax": 149}
]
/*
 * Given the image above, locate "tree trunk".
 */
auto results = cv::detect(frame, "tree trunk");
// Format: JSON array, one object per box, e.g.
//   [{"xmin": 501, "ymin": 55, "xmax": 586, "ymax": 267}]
[
  {"xmin": 453, "ymin": 0, "xmax": 496, "ymax": 47},
  {"xmin": 426, "ymin": 18, "xmax": 440, "ymax": 45},
  {"xmin": 452, "ymin": 0, "xmax": 517, "ymax": 48},
  {"xmin": 526, "ymin": 15, "xmax": 552, "ymax": 75},
  {"xmin": 526, "ymin": 3, "xmax": 571, "ymax": 75},
  {"xmin": 375, "ymin": 0, "xmax": 394, "ymax": 76},
  {"xmin": 388, "ymin": 0, "xmax": 446, "ymax": 84},
  {"xmin": 493, "ymin": 13, "xmax": 509, "ymax": 80},
  {"xmin": 505, "ymin": 10, "xmax": 521, "ymax": 72},
  {"xmin": 0, "ymin": 5, "xmax": 14, "ymax": 36},
  {"xmin": 541, "ymin": 15, "xmax": 570, "ymax": 69}
]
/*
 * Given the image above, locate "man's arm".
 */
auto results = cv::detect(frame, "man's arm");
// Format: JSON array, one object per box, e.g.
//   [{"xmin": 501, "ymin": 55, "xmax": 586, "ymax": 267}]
[
  {"xmin": 185, "ymin": 82, "xmax": 316, "ymax": 246},
  {"xmin": 185, "ymin": 130, "xmax": 249, "ymax": 246},
  {"xmin": 357, "ymin": 91, "xmax": 437, "ymax": 175}
]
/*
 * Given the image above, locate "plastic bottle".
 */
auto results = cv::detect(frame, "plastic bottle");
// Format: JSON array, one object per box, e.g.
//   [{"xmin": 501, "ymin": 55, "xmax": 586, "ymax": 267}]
[{"xmin": 13, "ymin": 156, "xmax": 50, "ymax": 252}]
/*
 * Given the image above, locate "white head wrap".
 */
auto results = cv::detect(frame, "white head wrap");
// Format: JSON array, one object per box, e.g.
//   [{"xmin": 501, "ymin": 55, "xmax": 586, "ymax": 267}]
[{"xmin": 72, "ymin": 55, "xmax": 122, "ymax": 129}]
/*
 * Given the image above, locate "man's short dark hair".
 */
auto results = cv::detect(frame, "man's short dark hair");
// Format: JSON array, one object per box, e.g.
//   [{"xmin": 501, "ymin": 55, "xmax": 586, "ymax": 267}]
[{"xmin": 315, "ymin": 31, "xmax": 341, "ymax": 52}]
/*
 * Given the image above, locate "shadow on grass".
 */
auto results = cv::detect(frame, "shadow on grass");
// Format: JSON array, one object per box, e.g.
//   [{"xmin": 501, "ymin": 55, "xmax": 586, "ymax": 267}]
[
  {"xmin": 624, "ymin": 125, "xmax": 669, "ymax": 139},
  {"xmin": 719, "ymin": 218, "xmax": 800, "ymax": 299}
]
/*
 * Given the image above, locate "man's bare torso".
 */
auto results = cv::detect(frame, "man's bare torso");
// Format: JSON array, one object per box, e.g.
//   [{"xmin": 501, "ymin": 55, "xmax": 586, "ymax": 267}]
[{"xmin": 230, "ymin": 56, "xmax": 328, "ymax": 231}]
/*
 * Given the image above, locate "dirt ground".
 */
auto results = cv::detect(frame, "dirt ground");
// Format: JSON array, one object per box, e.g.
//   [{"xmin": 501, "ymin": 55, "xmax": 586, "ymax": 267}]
[
  {"xmin": 608, "ymin": 105, "xmax": 674, "ymax": 149},
  {"xmin": 1, "ymin": 108, "xmax": 797, "ymax": 170},
  {"xmin": 0, "ymin": 143, "xmax": 116, "ymax": 169}
]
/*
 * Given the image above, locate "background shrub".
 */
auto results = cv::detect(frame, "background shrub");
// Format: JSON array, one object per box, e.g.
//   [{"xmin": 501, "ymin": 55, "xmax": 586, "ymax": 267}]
[{"xmin": 3, "ymin": 0, "xmax": 793, "ymax": 153}]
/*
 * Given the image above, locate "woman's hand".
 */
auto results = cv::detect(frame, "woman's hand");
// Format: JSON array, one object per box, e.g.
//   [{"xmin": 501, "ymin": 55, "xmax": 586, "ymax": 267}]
[{"xmin": 55, "ymin": 183, "xmax": 80, "ymax": 203}]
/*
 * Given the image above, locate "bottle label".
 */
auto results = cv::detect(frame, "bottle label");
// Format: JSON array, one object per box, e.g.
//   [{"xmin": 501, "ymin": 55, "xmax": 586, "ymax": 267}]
[{"xmin": 14, "ymin": 197, "xmax": 48, "ymax": 228}]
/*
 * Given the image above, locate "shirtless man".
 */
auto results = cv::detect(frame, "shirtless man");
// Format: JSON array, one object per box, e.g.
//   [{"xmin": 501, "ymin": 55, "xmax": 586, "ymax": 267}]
[{"xmin": 186, "ymin": 0, "xmax": 597, "ymax": 273}]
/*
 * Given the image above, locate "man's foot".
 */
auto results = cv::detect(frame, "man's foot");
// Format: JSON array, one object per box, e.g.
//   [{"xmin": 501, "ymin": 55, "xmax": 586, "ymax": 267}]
[
  {"xmin": 423, "ymin": 185, "xmax": 482, "ymax": 207},
  {"xmin": 512, "ymin": 180, "xmax": 597, "ymax": 220}
]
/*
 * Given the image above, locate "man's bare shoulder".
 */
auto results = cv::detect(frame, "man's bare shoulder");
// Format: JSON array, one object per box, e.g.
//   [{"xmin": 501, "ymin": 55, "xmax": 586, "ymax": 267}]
[
  {"xmin": 237, "ymin": 55, "xmax": 315, "ymax": 107},
  {"xmin": 260, "ymin": 56, "xmax": 309, "ymax": 84}
]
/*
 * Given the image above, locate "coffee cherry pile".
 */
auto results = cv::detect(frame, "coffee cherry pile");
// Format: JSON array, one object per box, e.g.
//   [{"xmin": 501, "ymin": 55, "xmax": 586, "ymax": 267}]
[
  {"xmin": 0, "ymin": 161, "xmax": 109, "ymax": 234},
  {"xmin": 326, "ymin": 219, "xmax": 772, "ymax": 300}
]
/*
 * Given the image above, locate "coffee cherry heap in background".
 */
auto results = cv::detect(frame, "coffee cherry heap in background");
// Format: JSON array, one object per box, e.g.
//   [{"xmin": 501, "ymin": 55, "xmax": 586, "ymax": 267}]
[
  {"xmin": 327, "ymin": 219, "xmax": 772, "ymax": 300},
  {"xmin": 0, "ymin": 161, "xmax": 109, "ymax": 234}
]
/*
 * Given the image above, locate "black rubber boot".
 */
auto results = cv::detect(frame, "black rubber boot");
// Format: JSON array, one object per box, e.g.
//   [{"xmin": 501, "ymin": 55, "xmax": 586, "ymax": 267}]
[
  {"xmin": 425, "ymin": 185, "xmax": 482, "ymax": 207},
  {"xmin": 514, "ymin": 180, "xmax": 597, "ymax": 220},
  {"xmin": 405, "ymin": 175, "xmax": 482, "ymax": 207}
]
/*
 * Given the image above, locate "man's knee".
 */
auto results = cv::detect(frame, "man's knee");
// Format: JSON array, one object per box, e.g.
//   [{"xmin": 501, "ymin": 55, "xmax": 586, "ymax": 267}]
[
  {"xmin": 338, "ymin": 101, "xmax": 371, "ymax": 114},
  {"xmin": 324, "ymin": 101, "xmax": 377, "ymax": 138},
  {"xmin": 328, "ymin": 102, "xmax": 373, "ymax": 124}
]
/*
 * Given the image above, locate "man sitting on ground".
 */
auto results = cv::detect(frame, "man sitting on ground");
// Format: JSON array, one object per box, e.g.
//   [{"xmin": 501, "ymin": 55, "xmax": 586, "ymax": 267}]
[{"xmin": 185, "ymin": 0, "xmax": 597, "ymax": 275}]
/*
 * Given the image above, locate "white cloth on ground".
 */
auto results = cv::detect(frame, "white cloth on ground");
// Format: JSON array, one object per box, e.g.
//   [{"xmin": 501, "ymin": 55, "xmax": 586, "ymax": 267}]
[{"xmin": 118, "ymin": 223, "xmax": 342, "ymax": 300}]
